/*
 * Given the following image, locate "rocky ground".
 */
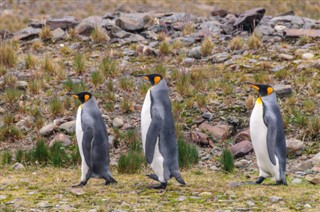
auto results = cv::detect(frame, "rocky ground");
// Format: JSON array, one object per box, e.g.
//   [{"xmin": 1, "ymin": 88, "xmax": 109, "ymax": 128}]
[{"xmin": 0, "ymin": 0, "xmax": 320, "ymax": 211}]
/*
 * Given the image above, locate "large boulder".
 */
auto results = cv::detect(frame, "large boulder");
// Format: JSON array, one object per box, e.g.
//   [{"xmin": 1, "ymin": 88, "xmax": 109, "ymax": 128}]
[
  {"xmin": 199, "ymin": 122, "xmax": 232, "ymax": 142},
  {"xmin": 46, "ymin": 16, "xmax": 78, "ymax": 30},
  {"xmin": 233, "ymin": 8, "xmax": 266, "ymax": 32},
  {"xmin": 14, "ymin": 27, "xmax": 41, "ymax": 41},
  {"xmin": 115, "ymin": 16, "xmax": 145, "ymax": 32},
  {"xmin": 229, "ymin": 140, "xmax": 253, "ymax": 158},
  {"xmin": 75, "ymin": 16, "xmax": 102, "ymax": 36}
]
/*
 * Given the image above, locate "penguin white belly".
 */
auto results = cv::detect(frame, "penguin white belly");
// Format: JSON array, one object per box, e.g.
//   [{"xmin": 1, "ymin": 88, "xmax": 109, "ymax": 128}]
[
  {"xmin": 75, "ymin": 106, "xmax": 89, "ymax": 181},
  {"xmin": 141, "ymin": 90, "xmax": 165, "ymax": 182},
  {"xmin": 250, "ymin": 101, "xmax": 279, "ymax": 179}
]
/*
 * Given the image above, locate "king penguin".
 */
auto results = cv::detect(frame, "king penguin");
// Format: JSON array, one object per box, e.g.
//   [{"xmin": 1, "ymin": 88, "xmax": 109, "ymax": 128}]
[
  {"xmin": 246, "ymin": 82, "xmax": 287, "ymax": 185},
  {"xmin": 138, "ymin": 74, "xmax": 186, "ymax": 189},
  {"xmin": 71, "ymin": 91, "xmax": 117, "ymax": 186}
]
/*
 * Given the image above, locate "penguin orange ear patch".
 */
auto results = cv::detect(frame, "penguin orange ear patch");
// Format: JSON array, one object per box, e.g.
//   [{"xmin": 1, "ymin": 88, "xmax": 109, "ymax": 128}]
[
  {"xmin": 154, "ymin": 76, "xmax": 161, "ymax": 85},
  {"xmin": 84, "ymin": 94, "xmax": 90, "ymax": 102},
  {"xmin": 267, "ymin": 87, "xmax": 273, "ymax": 95}
]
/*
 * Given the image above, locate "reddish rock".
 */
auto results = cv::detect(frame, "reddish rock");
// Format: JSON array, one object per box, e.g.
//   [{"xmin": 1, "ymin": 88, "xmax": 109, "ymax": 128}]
[
  {"xmin": 199, "ymin": 122, "xmax": 232, "ymax": 142},
  {"xmin": 229, "ymin": 140, "xmax": 253, "ymax": 158},
  {"xmin": 234, "ymin": 129, "xmax": 250, "ymax": 143},
  {"xmin": 49, "ymin": 133, "xmax": 72, "ymax": 147},
  {"xmin": 306, "ymin": 175, "xmax": 320, "ymax": 185},
  {"xmin": 286, "ymin": 138, "xmax": 304, "ymax": 156},
  {"xmin": 191, "ymin": 131, "xmax": 214, "ymax": 147}
]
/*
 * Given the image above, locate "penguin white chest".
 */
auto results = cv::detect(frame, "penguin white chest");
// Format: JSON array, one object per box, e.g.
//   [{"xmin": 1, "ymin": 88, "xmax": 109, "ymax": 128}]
[
  {"xmin": 250, "ymin": 100, "xmax": 279, "ymax": 178},
  {"xmin": 141, "ymin": 90, "xmax": 152, "ymax": 153}
]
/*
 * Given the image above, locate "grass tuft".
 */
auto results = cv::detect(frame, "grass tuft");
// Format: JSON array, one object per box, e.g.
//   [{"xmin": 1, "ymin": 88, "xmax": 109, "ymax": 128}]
[
  {"xmin": 248, "ymin": 33, "xmax": 262, "ymax": 49},
  {"xmin": 3, "ymin": 88, "xmax": 22, "ymax": 104},
  {"xmin": 159, "ymin": 40, "xmax": 171, "ymax": 55},
  {"xmin": 91, "ymin": 70, "xmax": 104, "ymax": 87},
  {"xmin": 91, "ymin": 27, "xmax": 108, "ymax": 42},
  {"xmin": 2, "ymin": 151, "xmax": 12, "ymax": 165},
  {"xmin": 178, "ymin": 138, "xmax": 199, "ymax": 169},
  {"xmin": 0, "ymin": 42, "xmax": 17, "ymax": 67},
  {"xmin": 220, "ymin": 148, "xmax": 235, "ymax": 173},
  {"xmin": 229, "ymin": 36, "xmax": 245, "ymax": 51},
  {"xmin": 50, "ymin": 142, "xmax": 67, "ymax": 167},
  {"xmin": 118, "ymin": 140, "xmax": 144, "ymax": 174},
  {"xmin": 41, "ymin": 56, "xmax": 55, "ymax": 75},
  {"xmin": 100, "ymin": 57, "xmax": 117, "ymax": 78},
  {"xmin": 33, "ymin": 140, "xmax": 50, "ymax": 164},
  {"xmin": 183, "ymin": 23, "xmax": 195, "ymax": 35},
  {"xmin": 25, "ymin": 54, "xmax": 37, "ymax": 69},
  {"xmin": 49, "ymin": 96, "xmax": 65, "ymax": 116},
  {"xmin": 73, "ymin": 53, "xmax": 86, "ymax": 75},
  {"xmin": 201, "ymin": 37, "xmax": 214, "ymax": 56},
  {"xmin": 119, "ymin": 77, "xmax": 134, "ymax": 92},
  {"xmin": 39, "ymin": 26, "xmax": 52, "ymax": 40}
]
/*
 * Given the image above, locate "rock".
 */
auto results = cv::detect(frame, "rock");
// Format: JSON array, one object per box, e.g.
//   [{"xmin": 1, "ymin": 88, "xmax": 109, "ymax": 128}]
[
  {"xmin": 292, "ymin": 160, "xmax": 313, "ymax": 171},
  {"xmin": 115, "ymin": 16, "xmax": 145, "ymax": 32},
  {"xmin": 246, "ymin": 200, "xmax": 255, "ymax": 206},
  {"xmin": 136, "ymin": 44, "xmax": 156, "ymax": 56},
  {"xmin": 75, "ymin": 16, "xmax": 102, "ymax": 36},
  {"xmin": 310, "ymin": 152, "xmax": 320, "ymax": 165},
  {"xmin": 39, "ymin": 123, "xmax": 57, "ymax": 136},
  {"xmin": 209, "ymin": 52, "xmax": 231, "ymax": 63},
  {"xmin": 306, "ymin": 175, "xmax": 320, "ymax": 185},
  {"xmin": 0, "ymin": 29, "xmax": 14, "ymax": 41},
  {"xmin": 14, "ymin": 27, "xmax": 41, "ymax": 41},
  {"xmin": 304, "ymin": 204, "xmax": 312, "ymax": 209},
  {"xmin": 283, "ymin": 29, "xmax": 320, "ymax": 38},
  {"xmin": 51, "ymin": 28, "xmax": 65, "ymax": 42},
  {"xmin": 233, "ymin": 8, "xmax": 266, "ymax": 31},
  {"xmin": 176, "ymin": 36, "xmax": 196, "ymax": 46},
  {"xmin": 15, "ymin": 81, "xmax": 28, "ymax": 90},
  {"xmin": 286, "ymin": 138, "xmax": 304, "ymax": 156},
  {"xmin": 271, "ymin": 65, "xmax": 286, "ymax": 72},
  {"xmin": 0, "ymin": 195, "xmax": 7, "ymax": 200},
  {"xmin": 141, "ymin": 31, "xmax": 158, "ymax": 40},
  {"xmin": 37, "ymin": 201, "xmax": 50, "ymax": 208},
  {"xmin": 49, "ymin": 133, "xmax": 72, "ymax": 147},
  {"xmin": 234, "ymin": 129, "xmax": 250, "ymax": 143},
  {"xmin": 46, "ymin": 16, "xmax": 78, "ymax": 30},
  {"xmin": 198, "ymin": 122, "xmax": 232, "ymax": 142},
  {"xmin": 124, "ymin": 34, "xmax": 145, "ymax": 43},
  {"xmin": 202, "ymin": 112, "xmax": 213, "ymax": 120},
  {"xmin": 190, "ymin": 131, "xmax": 214, "ymax": 147},
  {"xmin": 199, "ymin": 192, "xmax": 212, "ymax": 196},
  {"xmin": 279, "ymin": 53, "xmax": 294, "ymax": 60},
  {"xmin": 210, "ymin": 165, "xmax": 219, "ymax": 171},
  {"xmin": 269, "ymin": 196, "xmax": 282, "ymax": 202},
  {"xmin": 12, "ymin": 163, "xmax": 25, "ymax": 170},
  {"xmin": 229, "ymin": 140, "xmax": 253, "ymax": 158},
  {"xmin": 59, "ymin": 120, "xmax": 76, "ymax": 133},
  {"xmin": 235, "ymin": 159, "xmax": 251, "ymax": 168},
  {"xmin": 113, "ymin": 117, "xmax": 124, "ymax": 128},
  {"xmin": 274, "ymin": 25, "xmax": 287, "ymax": 32},
  {"xmin": 291, "ymin": 178, "xmax": 302, "ymax": 184},
  {"xmin": 187, "ymin": 46, "xmax": 202, "ymax": 59},
  {"xmin": 69, "ymin": 188, "xmax": 85, "ymax": 196},
  {"xmin": 183, "ymin": 57, "xmax": 195, "ymax": 66},
  {"xmin": 199, "ymin": 20, "xmax": 222, "ymax": 35},
  {"xmin": 301, "ymin": 53, "xmax": 314, "ymax": 60},
  {"xmin": 176, "ymin": 196, "xmax": 186, "ymax": 202},
  {"xmin": 273, "ymin": 84, "xmax": 293, "ymax": 97}
]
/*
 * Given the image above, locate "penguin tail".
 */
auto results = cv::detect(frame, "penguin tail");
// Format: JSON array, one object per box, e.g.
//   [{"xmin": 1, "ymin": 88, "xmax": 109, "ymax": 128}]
[
  {"xmin": 105, "ymin": 176, "xmax": 117, "ymax": 185},
  {"xmin": 146, "ymin": 174, "xmax": 160, "ymax": 182}
]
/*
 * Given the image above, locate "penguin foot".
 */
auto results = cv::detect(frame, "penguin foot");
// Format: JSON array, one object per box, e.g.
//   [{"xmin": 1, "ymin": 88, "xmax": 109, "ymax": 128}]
[
  {"xmin": 175, "ymin": 176, "xmax": 186, "ymax": 186},
  {"xmin": 148, "ymin": 182, "xmax": 167, "ymax": 190},
  {"xmin": 146, "ymin": 174, "xmax": 159, "ymax": 182},
  {"xmin": 72, "ymin": 181, "xmax": 87, "ymax": 187},
  {"xmin": 255, "ymin": 176, "xmax": 265, "ymax": 184},
  {"xmin": 275, "ymin": 180, "xmax": 287, "ymax": 186},
  {"xmin": 105, "ymin": 177, "xmax": 117, "ymax": 185}
]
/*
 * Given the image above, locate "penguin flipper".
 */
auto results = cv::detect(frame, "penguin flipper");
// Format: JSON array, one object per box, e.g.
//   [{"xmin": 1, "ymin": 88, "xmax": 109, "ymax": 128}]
[
  {"xmin": 82, "ymin": 126, "xmax": 94, "ymax": 168},
  {"xmin": 145, "ymin": 110, "xmax": 163, "ymax": 164},
  {"xmin": 264, "ymin": 113, "xmax": 277, "ymax": 166}
]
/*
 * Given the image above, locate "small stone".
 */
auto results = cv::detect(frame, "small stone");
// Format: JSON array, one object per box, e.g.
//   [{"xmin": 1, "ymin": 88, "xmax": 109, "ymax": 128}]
[
  {"xmin": 49, "ymin": 133, "xmax": 72, "ymax": 147},
  {"xmin": 12, "ymin": 163, "xmax": 25, "ymax": 170},
  {"xmin": 310, "ymin": 152, "xmax": 320, "ymax": 165},
  {"xmin": 0, "ymin": 195, "xmax": 7, "ymax": 200},
  {"xmin": 306, "ymin": 175, "xmax": 320, "ymax": 185},
  {"xmin": 246, "ymin": 200, "xmax": 255, "ymax": 206},
  {"xmin": 59, "ymin": 120, "xmax": 76, "ymax": 134},
  {"xmin": 187, "ymin": 46, "xmax": 202, "ymax": 59},
  {"xmin": 210, "ymin": 52, "xmax": 231, "ymax": 63},
  {"xmin": 176, "ymin": 196, "xmax": 186, "ymax": 201},
  {"xmin": 279, "ymin": 53, "xmax": 294, "ymax": 60},
  {"xmin": 202, "ymin": 112, "xmax": 213, "ymax": 120},
  {"xmin": 301, "ymin": 53, "xmax": 314, "ymax": 60},
  {"xmin": 199, "ymin": 192, "xmax": 212, "ymax": 196},
  {"xmin": 199, "ymin": 122, "xmax": 232, "ymax": 142},
  {"xmin": 210, "ymin": 165, "xmax": 219, "ymax": 171},
  {"xmin": 286, "ymin": 138, "xmax": 304, "ymax": 156},
  {"xmin": 304, "ymin": 204, "xmax": 312, "ymax": 209},
  {"xmin": 37, "ymin": 201, "xmax": 50, "ymax": 208},
  {"xmin": 51, "ymin": 28, "xmax": 65, "ymax": 42},
  {"xmin": 269, "ymin": 196, "xmax": 282, "ymax": 202},
  {"xmin": 183, "ymin": 57, "xmax": 195, "ymax": 66},
  {"xmin": 229, "ymin": 140, "xmax": 253, "ymax": 158},
  {"xmin": 70, "ymin": 188, "xmax": 85, "ymax": 196},
  {"xmin": 273, "ymin": 84, "xmax": 293, "ymax": 97},
  {"xmin": 39, "ymin": 123, "xmax": 57, "ymax": 136},
  {"xmin": 292, "ymin": 160, "xmax": 314, "ymax": 172},
  {"xmin": 235, "ymin": 159, "xmax": 251, "ymax": 168},
  {"xmin": 115, "ymin": 16, "xmax": 144, "ymax": 32},
  {"xmin": 271, "ymin": 65, "xmax": 286, "ymax": 72},
  {"xmin": 274, "ymin": 25, "xmax": 286, "ymax": 31},
  {"xmin": 113, "ymin": 117, "xmax": 124, "ymax": 128},
  {"xmin": 15, "ymin": 81, "xmax": 28, "ymax": 90},
  {"xmin": 291, "ymin": 178, "xmax": 302, "ymax": 184},
  {"xmin": 190, "ymin": 131, "xmax": 214, "ymax": 147},
  {"xmin": 234, "ymin": 129, "xmax": 250, "ymax": 143}
]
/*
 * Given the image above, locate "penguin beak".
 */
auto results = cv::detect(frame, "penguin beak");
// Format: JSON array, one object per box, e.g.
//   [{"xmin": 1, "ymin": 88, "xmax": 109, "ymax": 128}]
[
  {"xmin": 136, "ymin": 74, "xmax": 149, "ymax": 81},
  {"xmin": 68, "ymin": 93, "xmax": 78, "ymax": 99},
  {"xmin": 245, "ymin": 82, "xmax": 260, "ymax": 90}
]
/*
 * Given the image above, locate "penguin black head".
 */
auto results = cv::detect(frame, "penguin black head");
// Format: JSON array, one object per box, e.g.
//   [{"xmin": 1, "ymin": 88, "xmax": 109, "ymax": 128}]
[
  {"xmin": 70, "ymin": 91, "xmax": 92, "ymax": 104},
  {"xmin": 137, "ymin": 74, "xmax": 163, "ymax": 86},
  {"xmin": 245, "ymin": 82, "xmax": 274, "ymax": 97}
]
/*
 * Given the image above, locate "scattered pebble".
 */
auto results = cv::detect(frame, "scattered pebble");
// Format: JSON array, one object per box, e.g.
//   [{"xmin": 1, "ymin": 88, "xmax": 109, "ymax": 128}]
[
  {"xmin": 269, "ymin": 196, "xmax": 282, "ymax": 202},
  {"xmin": 301, "ymin": 53, "xmax": 314, "ymax": 60}
]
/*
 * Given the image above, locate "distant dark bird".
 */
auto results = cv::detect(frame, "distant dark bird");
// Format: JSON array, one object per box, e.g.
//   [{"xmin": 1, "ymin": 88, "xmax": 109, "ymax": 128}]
[{"xmin": 71, "ymin": 92, "xmax": 116, "ymax": 186}]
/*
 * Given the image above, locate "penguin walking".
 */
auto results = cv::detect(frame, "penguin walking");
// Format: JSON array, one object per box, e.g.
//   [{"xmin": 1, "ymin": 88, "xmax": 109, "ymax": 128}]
[
  {"xmin": 246, "ymin": 82, "xmax": 287, "ymax": 185},
  {"xmin": 137, "ymin": 74, "xmax": 186, "ymax": 189},
  {"xmin": 71, "ymin": 92, "xmax": 117, "ymax": 186}
]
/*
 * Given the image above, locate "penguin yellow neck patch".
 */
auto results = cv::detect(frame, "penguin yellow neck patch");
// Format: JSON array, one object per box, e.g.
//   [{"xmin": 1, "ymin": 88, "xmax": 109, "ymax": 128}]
[
  {"xmin": 84, "ymin": 94, "xmax": 90, "ymax": 102},
  {"xmin": 154, "ymin": 76, "xmax": 161, "ymax": 85},
  {"xmin": 256, "ymin": 97, "xmax": 262, "ymax": 104}
]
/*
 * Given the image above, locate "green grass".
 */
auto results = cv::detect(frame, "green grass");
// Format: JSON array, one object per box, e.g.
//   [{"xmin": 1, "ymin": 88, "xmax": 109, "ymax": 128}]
[
  {"xmin": 49, "ymin": 96, "xmax": 65, "ymax": 116},
  {"xmin": 3, "ymin": 88, "xmax": 22, "ymax": 104},
  {"xmin": 118, "ymin": 141, "xmax": 145, "ymax": 174},
  {"xmin": 220, "ymin": 148, "xmax": 235, "ymax": 173},
  {"xmin": 100, "ymin": 57, "xmax": 117, "ymax": 78},
  {"xmin": 50, "ymin": 142, "xmax": 68, "ymax": 167},
  {"xmin": 73, "ymin": 53, "xmax": 86, "ymax": 75},
  {"xmin": 178, "ymin": 139, "xmax": 199, "ymax": 169},
  {"xmin": 1, "ymin": 151, "xmax": 12, "ymax": 165},
  {"xmin": 0, "ymin": 42, "xmax": 17, "ymax": 67},
  {"xmin": 91, "ymin": 70, "xmax": 104, "ymax": 87}
]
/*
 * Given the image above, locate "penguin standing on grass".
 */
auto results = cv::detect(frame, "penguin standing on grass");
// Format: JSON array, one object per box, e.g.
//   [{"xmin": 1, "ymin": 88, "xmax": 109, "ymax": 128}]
[
  {"xmin": 71, "ymin": 92, "xmax": 117, "ymax": 187},
  {"xmin": 246, "ymin": 82, "xmax": 287, "ymax": 185},
  {"xmin": 138, "ymin": 74, "xmax": 186, "ymax": 189}
]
